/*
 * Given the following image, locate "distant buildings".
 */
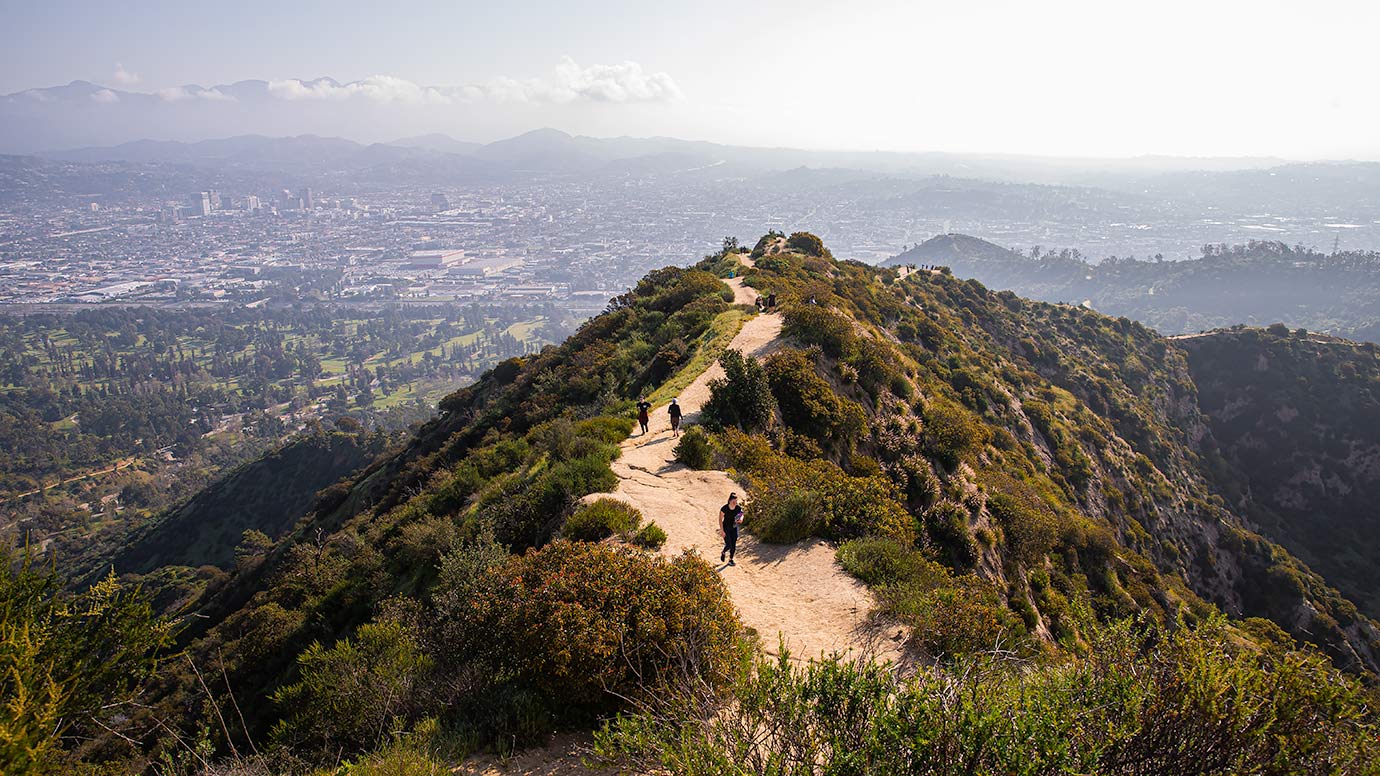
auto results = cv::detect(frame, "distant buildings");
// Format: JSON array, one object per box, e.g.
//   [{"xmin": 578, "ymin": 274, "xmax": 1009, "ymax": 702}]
[
  {"xmin": 191, "ymin": 192, "xmax": 212, "ymax": 217},
  {"xmin": 299, "ymin": 187, "xmax": 314, "ymax": 210},
  {"xmin": 408, "ymin": 249, "xmax": 467, "ymax": 269},
  {"xmin": 431, "ymin": 192, "xmax": 451, "ymax": 212},
  {"xmin": 449, "ymin": 256, "xmax": 523, "ymax": 277}
]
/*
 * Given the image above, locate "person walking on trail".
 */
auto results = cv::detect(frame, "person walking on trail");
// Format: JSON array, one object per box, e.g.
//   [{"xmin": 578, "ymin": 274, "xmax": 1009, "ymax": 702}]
[
  {"xmin": 636, "ymin": 397, "xmax": 652, "ymax": 435},
  {"xmin": 766, "ymin": 292, "xmax": 777, "ymax": 310},
  {"xmin": 719, "ymin": 493, "xmax": 744, "ymax": 566},
  {"xmin": 668, "ymin": 398, "xmax": 683, "ymax": 436}
]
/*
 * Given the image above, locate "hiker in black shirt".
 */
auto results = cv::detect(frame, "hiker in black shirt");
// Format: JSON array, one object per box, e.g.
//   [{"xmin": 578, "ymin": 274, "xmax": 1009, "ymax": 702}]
[
  {"xmin": 719, "ymin": 493, "xmax": 743, "ymax": 566},
  {"xmin": 636, "ymin": 397, "xmax": 652, "ymax": 435},
  {"xmin": 668, "ymin": 398, "xmax": 683, "ymax": 437}
]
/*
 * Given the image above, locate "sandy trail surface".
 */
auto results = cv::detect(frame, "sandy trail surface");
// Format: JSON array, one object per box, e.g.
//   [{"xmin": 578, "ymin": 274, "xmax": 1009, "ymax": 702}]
[{"xmin": 595, "ymin": 274, "xmax": 900, "ymax": 664}]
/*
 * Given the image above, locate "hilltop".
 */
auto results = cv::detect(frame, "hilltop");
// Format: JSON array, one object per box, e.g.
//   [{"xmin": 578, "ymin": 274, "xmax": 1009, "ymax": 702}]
[{"xmin": 12, "ymin": 233, "xmax": 1380, "ymax": 773}]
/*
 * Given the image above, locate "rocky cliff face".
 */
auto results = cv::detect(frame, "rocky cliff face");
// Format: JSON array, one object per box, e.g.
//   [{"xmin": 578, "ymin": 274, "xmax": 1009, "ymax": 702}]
[{"xmin": 1179, "ymin": 328, "xmax": 1380, "ymax": 624}]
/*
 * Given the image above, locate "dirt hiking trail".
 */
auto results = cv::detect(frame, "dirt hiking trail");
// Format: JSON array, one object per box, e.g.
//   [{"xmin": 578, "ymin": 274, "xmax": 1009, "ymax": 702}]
[
  {"xmin": 593, "ymin": 271, "xmax": 900, "ymax": 664},
  {"xmin": 457, "ymin": 266, "xmax": 900, "ymax": 774}
]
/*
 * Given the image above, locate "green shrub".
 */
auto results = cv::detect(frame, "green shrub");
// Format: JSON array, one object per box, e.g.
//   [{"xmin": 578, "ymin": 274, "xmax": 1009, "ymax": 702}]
[
  {"xmin": 988, "ymin": 491, "xmax": 1060, "ymax": 565},
  {"xmin": 735, "ymin": 443, "xmax": 916, "ymax": 546},
  {"xmin": 563, "ymin": 498, "xmax": 642, "ymax": 541},
  {"xmin": 924, "ymin": 500, "xmax": 979, "ymax": 568},
  {"xmin": 631, "ymin": 522, "xmax": 668, "ymax": 550},
  {"xmin": 782, "ymin": 306, "xmax": 857, "ymax": 359},
  {"xmin": 837, "ymin": 537, "xmax": 931, "ymax": 587},
  {"xmin": 484, "ymin": 449, "xmax": 621, "ymax": 550},
  {"xmin": 752, "ymin": 490, "xmax": 824, "ymax": 544},
  {"xmin": 673, "ymin": 427, "xmax": 714, "ymax": 470},
  {"xmin": 0, "ymin": 553, "xmax": 173, "ymax": 772},
  {"xmin": 452, "ymin": 542, "xmax": 739, "ymax": 716},
  {"xmin": 271, "ymin": 621, "xmax": 433, "ymax": 757},
  {"xmin": 922, "ymin": 395, "xmax": 991, "ymax": 468},
  {"xmin": 702, "ymin": 349, "xmax": 777, "ymax": 433},
  {"xmin": 765, "ymin": 349, "xmax": 868, "ymax": 450},
  {"xmin": 786, "ymin": 231, "xmax": 827, "ymax": 257}
]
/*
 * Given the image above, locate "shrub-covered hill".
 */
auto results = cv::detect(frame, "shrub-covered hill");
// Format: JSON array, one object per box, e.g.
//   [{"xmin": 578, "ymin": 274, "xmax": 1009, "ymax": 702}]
[
  {"xmin": 726, "ymin": 242, "xmax": 1379, "ymax": 675},
  {"xmin": 1178, "ymin": 327, "xmax": 1380, "ymax": 620},
  {"xmin": 24, "ymin": 236, "xmax": 1380, "ymax": 773},
  {"xmin": 96, "ymin": 427, "xmax": 393, "ymax": 601}
]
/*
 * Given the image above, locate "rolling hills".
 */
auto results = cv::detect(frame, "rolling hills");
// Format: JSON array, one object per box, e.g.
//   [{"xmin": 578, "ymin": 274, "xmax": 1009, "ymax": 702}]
[{"xmin": 888, "ymin": 233, "xmax": 1380, "ymax": 341}]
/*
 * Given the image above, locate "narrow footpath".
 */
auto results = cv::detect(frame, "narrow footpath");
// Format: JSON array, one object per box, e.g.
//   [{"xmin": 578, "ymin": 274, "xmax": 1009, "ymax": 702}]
[{"xmin": 591, "ymin": 272, "xmax": 901, "ymax": 663}]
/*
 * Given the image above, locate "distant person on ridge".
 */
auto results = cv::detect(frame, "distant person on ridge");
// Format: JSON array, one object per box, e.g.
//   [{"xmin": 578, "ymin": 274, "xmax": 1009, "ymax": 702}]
[
  {"xmin": 719, "ymin": 492, "xmax": 744, "ymax": 565},
  {"xmin": 636, "ymin": 397, "xmax": 652, "ymax": 435},
  {"xmin": 668, "ymin": 398, "xmax": 683, "ymax": 436},
  {"xmin": 766, "ymin": 292, "xmax": 777, "ymax": 310}
]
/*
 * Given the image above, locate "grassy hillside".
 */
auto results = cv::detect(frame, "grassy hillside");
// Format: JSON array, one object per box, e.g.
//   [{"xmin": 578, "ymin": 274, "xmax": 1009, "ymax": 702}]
[{"xmin": 13, "ymin": 237, "xmax": 1380, "ymax": 774}]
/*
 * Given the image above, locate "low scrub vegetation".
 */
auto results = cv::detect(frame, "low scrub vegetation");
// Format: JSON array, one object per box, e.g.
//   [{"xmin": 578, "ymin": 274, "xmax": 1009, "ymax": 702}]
[
  {"xmin": 562, "ymin": 498, "xmax": 642, "ymax": 541},
  {"xmin": 673, "ymin": 426, "xmax": 715, "ymax": 469},
  {"xmin": 596, "ymin": 617, "xmax": 1380, "ymax": 775}
]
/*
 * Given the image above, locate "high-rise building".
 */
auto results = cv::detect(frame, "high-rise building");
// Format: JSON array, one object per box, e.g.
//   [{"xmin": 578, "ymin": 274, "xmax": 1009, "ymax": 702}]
[
  {"xmin": 190, "ymin": 191, "xmax": 211, "ymax": 216},
  {"xmin": 431, "ymin": 192, "xmax": 451, "ymax": 212},
  {"xmin": 244, "ymin": 195, "xmax": 260, "ymax": 212},
  {"xmin": 299, "ymin": 187, "xmax": 314, "ymax": 209},
  {"xmin": 207, "ymin": 190, "xmax": 222, "ymax": 210}
]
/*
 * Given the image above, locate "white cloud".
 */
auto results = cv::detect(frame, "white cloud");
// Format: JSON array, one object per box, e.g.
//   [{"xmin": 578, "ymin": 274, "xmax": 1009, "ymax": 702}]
[
  {"xmin": 264, "ymin": 60, "xmax": 680, "ymax": 106},
  {"xmin": 112, "ymin": 63, "xmax": 139, "ymax": 86},
  {"xmin": 91, "ymin": 88, "xmax": 119, "ymax": 104},
  {"xmin": 155, "ymin": 86, "xmax": 235, "ymax": 102},
  {"xmin": 473, "ymin": 58, "xmax": 682, "ymax": 104},
  {"xmin": 268, "ymin": 75, "xmax": 452, "ymax": 104},
  {"xmin": 155, "ymin": 86, "xmax": 192, "ymax": 102}
]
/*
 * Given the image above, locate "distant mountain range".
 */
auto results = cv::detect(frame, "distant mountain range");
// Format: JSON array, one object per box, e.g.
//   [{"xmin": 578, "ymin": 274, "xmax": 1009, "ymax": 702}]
[
  {"xmin": 2, "ymin": 77, "xmax": 1306, "ymax": 181},
  {"xmin": 888, "ymin": 233, "xmax": 1380, "ymax": 341}
]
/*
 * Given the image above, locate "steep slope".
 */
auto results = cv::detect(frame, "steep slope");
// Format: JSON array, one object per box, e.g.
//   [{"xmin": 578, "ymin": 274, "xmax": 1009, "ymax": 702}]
[
  {"xmin": 1179, "ymin": 327, "xmax": 1380, "ymax": 619},
  {"xmin": 114, "ymin": 429, "xmax": 389, "ymax": 576},
  {"xmin": 738, "ymin": 245, "xmax": 1379, "ymax": 672}
]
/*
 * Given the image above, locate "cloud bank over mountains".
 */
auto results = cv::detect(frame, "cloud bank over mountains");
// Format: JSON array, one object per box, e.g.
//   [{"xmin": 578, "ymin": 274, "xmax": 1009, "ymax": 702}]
[
  {"xmin": 261, "ymin": 59, "xmax": 681, "ymax": 105},
  {"xmin": 0, "ymin": 59, "xmax": 682, "ymax": 153}
]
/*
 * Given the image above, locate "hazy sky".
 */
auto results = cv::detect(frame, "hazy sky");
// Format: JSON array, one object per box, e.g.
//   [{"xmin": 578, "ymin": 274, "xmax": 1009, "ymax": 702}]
[{"xmin": 4, "ymin": 0, "xmax": 1379, "ymax": 158}]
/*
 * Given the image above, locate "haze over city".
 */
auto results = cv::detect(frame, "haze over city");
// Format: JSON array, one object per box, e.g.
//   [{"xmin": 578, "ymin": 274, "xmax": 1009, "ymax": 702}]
[{"xmin": 5, "ymin": 0, "xmax": 1380, "ymax": 158}]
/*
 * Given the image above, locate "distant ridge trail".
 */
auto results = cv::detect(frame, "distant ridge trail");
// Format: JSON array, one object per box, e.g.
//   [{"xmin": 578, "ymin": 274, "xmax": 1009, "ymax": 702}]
[{"xmin": 589, "ymin": 266, "xmax": 901, "ymax": 664}]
